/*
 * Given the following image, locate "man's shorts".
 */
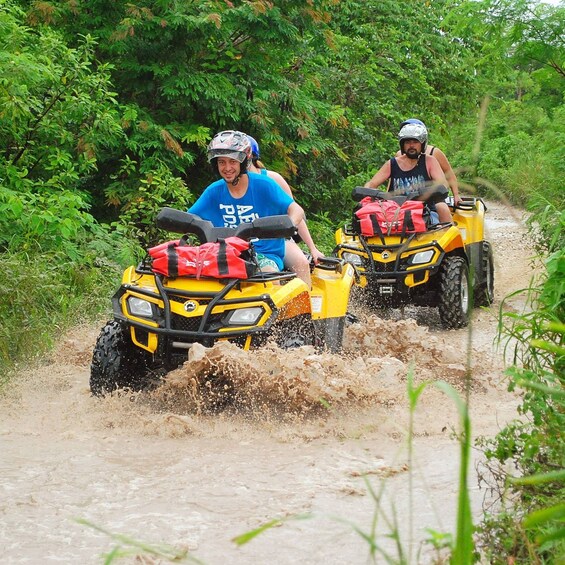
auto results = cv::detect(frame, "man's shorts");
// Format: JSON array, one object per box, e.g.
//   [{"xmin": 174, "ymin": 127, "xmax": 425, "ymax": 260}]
[
  {"xmin": 256, "ymin": 253, "xmax": 282, "ymax": 271},
  {"xmin": 429, "ymin": 211, "xmax": 440, "ymax": 225}
]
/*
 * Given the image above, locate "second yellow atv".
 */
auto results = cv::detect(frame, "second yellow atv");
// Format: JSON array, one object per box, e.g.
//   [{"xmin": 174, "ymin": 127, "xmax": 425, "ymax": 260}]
[
  {"xmin": 333, "ymin": 186, "xmax": 494, "ymax": 329},
  {"xmin": 90, "ymin": 208, "xmax": 355, "ymax": 396}
]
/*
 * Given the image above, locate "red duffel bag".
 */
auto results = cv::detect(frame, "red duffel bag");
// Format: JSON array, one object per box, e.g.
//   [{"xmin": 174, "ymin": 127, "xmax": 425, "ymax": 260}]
[
  {"xmin": 148, "ymin": 237, "xmax": 256, "ymax": 279},
  {"xmin": 355, "ymin": 197, "xmax": 428, "ymax": 237}
]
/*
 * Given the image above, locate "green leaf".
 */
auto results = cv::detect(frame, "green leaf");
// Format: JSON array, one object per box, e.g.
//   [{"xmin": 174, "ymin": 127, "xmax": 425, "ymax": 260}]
[
  {"xmin": 510, "ymin": 469, "xmax": 565, "ymax": 486},
  {"xmin": 523, "ymin": 503, "xmax": 565, "ymax": 529}
]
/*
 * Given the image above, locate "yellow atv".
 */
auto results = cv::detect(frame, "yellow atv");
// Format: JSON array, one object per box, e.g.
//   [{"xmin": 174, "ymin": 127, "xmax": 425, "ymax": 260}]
[
  {"xmin": 333, "ymin": 186, "xmax": 494, "ymax": 329},
  {"xmin": 91, "ymin": 207, "xmax": 355, "ymax": 396}
]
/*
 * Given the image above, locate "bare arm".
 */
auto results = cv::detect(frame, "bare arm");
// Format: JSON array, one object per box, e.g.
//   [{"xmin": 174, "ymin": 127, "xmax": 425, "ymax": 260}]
[
  {"xmin": 270, "ymin": 170, "xmax": 324, "ymax": 260},
  {"xmin": 364, "ymin": 160, "xmax": 391, "ymax": 188},
  {"xmin": 427, "ymin": 154, "xmax": 448, "ymax": 183},
  {"xmin": 425, "ymin": 155, "xmax": 453, "ymax": 222},
  {"xmin": 295, "ymin": 218, "xmax": 323, "ymax": 261},
  {"xmin": 431, "ymin": 147, "xmax": 460, "ymax": 203},
  {"xmin": 287, "ymin": 201, "xmax": 305, "ymax": 229},
  {"xmin": 267, "ymin": 170, "xmax": 293, "ymax": 197}
]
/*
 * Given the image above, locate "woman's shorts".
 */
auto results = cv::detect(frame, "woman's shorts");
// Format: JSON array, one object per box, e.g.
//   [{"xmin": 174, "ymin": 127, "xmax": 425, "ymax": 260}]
[{"xmin": 256, "ymin": 253, "xmax": 281, "ymax": 271}]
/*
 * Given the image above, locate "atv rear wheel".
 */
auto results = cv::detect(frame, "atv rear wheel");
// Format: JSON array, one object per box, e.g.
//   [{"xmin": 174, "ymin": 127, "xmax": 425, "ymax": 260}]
[
  {"xmin": 438, "ymin": 256, "xmax": 470, "ymax": 329},
  {"xmin": 474, "ymin": 241, "xmax": 494, "ymax": 307},
  {"xmin": 90, "ymin": 320, "xmax": 152, "ymax": 396}
]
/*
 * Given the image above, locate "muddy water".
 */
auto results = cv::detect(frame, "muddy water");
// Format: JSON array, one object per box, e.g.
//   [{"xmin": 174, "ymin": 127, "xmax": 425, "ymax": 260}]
[{"xmin": 0, "ymin": 202, "xmax": 536, "ymax": 564}]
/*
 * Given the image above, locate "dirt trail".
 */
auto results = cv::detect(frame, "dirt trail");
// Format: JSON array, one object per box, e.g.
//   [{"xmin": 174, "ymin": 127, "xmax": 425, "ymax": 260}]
[{"xmin": 0, "ymin": 201, "xmax": 537, "ymax": 564}]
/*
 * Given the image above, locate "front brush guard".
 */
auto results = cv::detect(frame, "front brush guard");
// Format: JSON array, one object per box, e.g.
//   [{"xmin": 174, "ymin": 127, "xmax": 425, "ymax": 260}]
[
  {"xmin": 337, "ymin": 237, "xmax": 446, "ymax": 285},
  {"xmin": 112, "ymin": 271, "xmax": 297, "ymax": 369}
]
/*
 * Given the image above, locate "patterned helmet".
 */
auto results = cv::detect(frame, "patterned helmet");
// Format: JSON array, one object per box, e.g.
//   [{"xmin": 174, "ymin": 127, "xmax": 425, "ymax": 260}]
[
  {"xmin": 398, "ymin": 123, "xmax": 428, "ymax": 153},
  {"xmin": 400, "ymin": 118, "xmax": 426, "ymax": 128},
  {"xmin": 207, "ymin": 130, "xmax": 251, "ymax": 163},
  {"xmin": 246, "ymin": 135, "xmax": 260, "ymax": 159}
]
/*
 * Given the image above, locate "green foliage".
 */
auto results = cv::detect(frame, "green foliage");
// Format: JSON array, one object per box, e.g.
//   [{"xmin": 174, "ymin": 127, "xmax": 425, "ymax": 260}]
[
  {"xmin": 18, "ymin": 0, "xmax": 348, "ymax": 203},
  {"xmin": 450, "ymin": 97, "xmax": 565, "ymax": 207},
  {"xmin": 0, "ymin": 1, "xmax": 125, "ymax": 256},
  {"xmin": 0, "ymin": 185, "xmax": 97, "ymax": 258},
  {"xmin": 0, "ymin": 247, "xmax": 124, "ymax": 381},
  {"xmin": 445, "ymin": 0, "xmax": 564, "ymax": 208},
  {"xmin": 1, "ymin": 1, "xmax": 562, "ymax": 556},
  {"xmin": 12, "ymin": 0, "xmax": 491, "ymax": 221},
  {"xmin": 4, "ymin": 0, "xmax": 562, "ymax": 224},
  {"xmin": 107, "ymin": 163, "xmax": 193, "ymax": 248},
  {"xmin": 303, "ymin": 211, "xmax": 340, "ymax": 255},
  {"xmin": 289, "ymin": 0, "xmax": 482, "ymax": 218},
  {"xmin": 476, "ymin": 210, "xmax": 564, "ymax": 562}
]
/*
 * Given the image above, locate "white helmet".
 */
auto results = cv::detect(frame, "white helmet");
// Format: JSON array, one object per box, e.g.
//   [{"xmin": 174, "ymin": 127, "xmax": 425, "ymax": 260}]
[
  {"xmin": 207, "ymin": 130, "xmax": 252, "ymax": 163},
  {"xmin": 398, "ymin": 123, "xmax": 428, "ymax": 154}
]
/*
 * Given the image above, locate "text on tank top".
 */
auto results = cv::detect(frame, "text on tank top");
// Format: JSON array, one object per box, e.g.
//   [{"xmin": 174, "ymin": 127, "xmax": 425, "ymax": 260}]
[{"xmin": 389, "ymin": 155, "xmax": 430, "ymax": 195}]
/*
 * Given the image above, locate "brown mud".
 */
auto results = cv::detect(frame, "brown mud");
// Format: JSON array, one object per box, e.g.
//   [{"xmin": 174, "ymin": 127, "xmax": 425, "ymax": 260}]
[{"xmin": 0, "ymin": 201, "xmax": 538, "ymax": 564}]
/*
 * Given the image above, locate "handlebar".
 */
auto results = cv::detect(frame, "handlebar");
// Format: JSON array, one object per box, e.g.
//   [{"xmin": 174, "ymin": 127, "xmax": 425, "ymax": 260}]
[
  {"xmin": 351, "ymin": 184, "xmax": 449, "ymax": 204},
  {"xmin": 313, "ymin": 256, "xmax": 347, "ymax": 272},
  {"xmin": 156, "ymin": 207, "xmax": 298, "ymax": 243}
]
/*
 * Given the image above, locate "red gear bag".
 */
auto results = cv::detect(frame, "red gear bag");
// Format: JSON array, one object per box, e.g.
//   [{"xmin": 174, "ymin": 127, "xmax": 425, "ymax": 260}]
[
  {"xmin": 355, "ymin": 197, "xmax": 428, "ymax": 237},
  {"xmin": 148, "ymin": 237, "xmax": 256, "ymax": 279}
]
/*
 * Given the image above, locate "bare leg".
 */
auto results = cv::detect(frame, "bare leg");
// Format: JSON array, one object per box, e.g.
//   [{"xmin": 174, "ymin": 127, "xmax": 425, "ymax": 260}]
[
  {"xmin": 436, "ymin": 202, "xmax": 452, "ymax": 223},
  {"xmin": 284, "ymin": 239, "xmax": 311, "ymax": 288}
]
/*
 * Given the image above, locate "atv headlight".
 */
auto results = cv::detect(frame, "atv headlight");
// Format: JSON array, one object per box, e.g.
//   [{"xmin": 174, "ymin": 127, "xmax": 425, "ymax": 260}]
[
  {"xmin": 225, "ymin": 307, "xmax": 264, "ymax": 326},
  {"xmin": 342, "ymin": 252, "xmax": 364, "ymax": 266},
  {"xmin": 410, "ymin": 250, "xmax": 435, "ymax": 265},
  {"xmin": 127, "ymin": 296, "xmax": 155, "ymax": 318}
]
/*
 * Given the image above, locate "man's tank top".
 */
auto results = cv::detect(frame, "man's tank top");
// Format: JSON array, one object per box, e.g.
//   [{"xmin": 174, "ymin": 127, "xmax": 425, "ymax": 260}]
[{"xmin": 389, "ymin": 155, "xmax": 430, "ymax": 195}]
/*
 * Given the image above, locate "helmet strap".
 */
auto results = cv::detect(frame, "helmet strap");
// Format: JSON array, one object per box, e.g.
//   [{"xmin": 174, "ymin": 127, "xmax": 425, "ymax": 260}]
[
  {"xmin": 228, "ymin": 162, "xmax": 248, "ymax": 187},
  {"xmin": 234, "ymin": 157, "xmax": 249, "ymax": 185}
]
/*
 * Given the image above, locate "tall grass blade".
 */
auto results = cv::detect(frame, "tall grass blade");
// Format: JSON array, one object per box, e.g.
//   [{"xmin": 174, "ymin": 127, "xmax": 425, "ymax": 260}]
[
  {"xmin": 522, "ymin": 504, "xmax": 565, "ymax": 529},
  {"xmin": 510, "ymin": 470, "xmax": 565, "ymax": 486},
  {"xmin": 232, "ymin": 513, "xmax": 312, "ymax": 546},
  {"xmin": 434, "ymin": 381, "xmax": 474, "ymax": 565}
]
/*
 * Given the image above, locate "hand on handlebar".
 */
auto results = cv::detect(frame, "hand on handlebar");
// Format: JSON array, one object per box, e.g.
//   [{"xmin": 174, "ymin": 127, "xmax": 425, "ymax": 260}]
[{"xmin": 310, "ymin": 248, "xmax": 325, "ymax": 265}]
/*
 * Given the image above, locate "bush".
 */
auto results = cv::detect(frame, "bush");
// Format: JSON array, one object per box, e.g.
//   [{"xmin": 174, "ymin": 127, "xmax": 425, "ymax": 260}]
[
  {"xmin": 0, "ymin": 236, "xmax": 138, "ymax": 384},
  {"xmin": 475, "ymin": 209, "xmax": 565, "ymax": 563}
]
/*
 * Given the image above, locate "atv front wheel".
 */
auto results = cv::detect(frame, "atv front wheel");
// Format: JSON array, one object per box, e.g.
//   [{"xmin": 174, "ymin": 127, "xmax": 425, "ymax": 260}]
[
  {"xmin": 438, "ymin": 256, "xmax": 470, "ymax": 329},
  {"xmin": 474, "ymin": 241, "xmax": 494, "ymax": 307},
  {"xmin": 90, "ymin": 320, "xmax": 152, "ymax": 396},
  {"xmin": 322, "ymin": 317, "xmax": 346, "ymax": 353},
  {"xmin": 275, "ymin": 317, "xmax": 316, "ymax": 349}
]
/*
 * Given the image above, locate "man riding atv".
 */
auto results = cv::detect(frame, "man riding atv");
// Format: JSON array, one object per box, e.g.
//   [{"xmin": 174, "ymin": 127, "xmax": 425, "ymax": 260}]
[
  {"xmin": 189, "ymin": 130, "xmax": 314, "ymax": 286},
  {"xmin": 89, "ymin": 131, "xmax": 355, "ymax": 396},
  {"xmin": 333, "ymin": 123, "xmax": 494, "ymax": 330},
  {"xmin": 365, "ymin": 122, "xmax": 453, "ymax": 224}
]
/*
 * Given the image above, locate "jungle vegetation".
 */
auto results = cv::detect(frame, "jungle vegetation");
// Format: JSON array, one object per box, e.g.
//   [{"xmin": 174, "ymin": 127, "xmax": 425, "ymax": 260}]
[{"xmin": 0, "ymin": 0, "xmax": 563, "ymax": 562}]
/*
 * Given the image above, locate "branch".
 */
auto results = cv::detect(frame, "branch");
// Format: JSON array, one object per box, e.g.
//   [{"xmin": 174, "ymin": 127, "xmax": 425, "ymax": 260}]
[
  {"xmin": 11, "ymin": 70, "xmax": 82, "ymax": 165},
  {"xmin": 547, "ymin": 59, "xmax": 565, "ymax": 79}
]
